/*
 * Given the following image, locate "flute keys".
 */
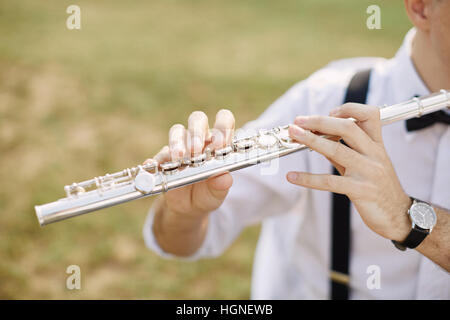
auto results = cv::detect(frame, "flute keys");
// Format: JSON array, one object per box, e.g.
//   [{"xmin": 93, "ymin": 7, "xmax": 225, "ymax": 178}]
[
  {"xmin": 181, "ymin": 153, "xmax": 207, "ymax": 167},
  {"xmin": 64, "ymin": 183, "xmax": 85, "ymax": 197},
  {"xmin": 278, "ymin": 128, "xmax": 293, "ymax": 142},
  {"xmin": 235, "ymin": 139, "xmax": 255, "ymax": 152},
  {"xmin": 275, "ymin": 127, "xmax": 302, "ymax": 149},
  {"xmin": 277, "ymin": 127, "xmax": 299, "ymax": 146},
  {"xmin": 134, "ymin": 170, "xmax": 156, "ymax": 194},
  {"xmin": 215, "ymin": 146, "xmax": 233, "ymax": 159},
  {"xmin": 191, "ymin": 153, "xmax": 207, "ymax": 167},
  {"xmin": 142, "ymin": 160, "xmax": 158, "ymax": 173},
  {"xmin": 160, "ymin": 161, "xmax": 180, "ymax": 174},
  {"xmin": 257, "ymin": 134, "xmax": 277, "ymax": 149},
  {"xmin": 181, "ymin": 157, "xmax": 193, "ymax": 166}
]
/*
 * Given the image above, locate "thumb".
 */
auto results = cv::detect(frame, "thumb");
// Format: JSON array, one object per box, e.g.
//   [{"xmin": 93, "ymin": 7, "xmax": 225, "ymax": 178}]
[
  {"xmin": 191, "ymin": 173, "xmax": 233, "ymax": 213},
  {"xmin": 206, "ymin": 172, "xmax": 233, "ymax": 195}
]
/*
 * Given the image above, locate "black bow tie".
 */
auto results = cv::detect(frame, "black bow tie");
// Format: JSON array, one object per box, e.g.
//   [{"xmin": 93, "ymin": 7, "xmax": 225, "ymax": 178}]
[{"xmin": 406, "ymin": 110, "xmax": 450, "ymax": 132}]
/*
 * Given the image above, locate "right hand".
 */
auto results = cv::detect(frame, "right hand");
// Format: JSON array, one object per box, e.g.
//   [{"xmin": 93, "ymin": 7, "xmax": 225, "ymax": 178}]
[{"xmin": 144, "ymin": 109, "xmax": 236, "ymax": 219}]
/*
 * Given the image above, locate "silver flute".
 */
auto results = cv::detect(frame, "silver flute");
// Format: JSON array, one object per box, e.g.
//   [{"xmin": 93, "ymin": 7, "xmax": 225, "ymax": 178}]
[{"xmin": 35, "ymin": 90, "xmax": 450, "ymax": 226}]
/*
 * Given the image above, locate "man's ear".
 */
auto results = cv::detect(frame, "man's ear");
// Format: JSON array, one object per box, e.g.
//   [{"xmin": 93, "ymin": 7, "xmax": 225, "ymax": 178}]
[{"xmin": 404, "ymin": 0, "xmax": 433, "ymax": 31}]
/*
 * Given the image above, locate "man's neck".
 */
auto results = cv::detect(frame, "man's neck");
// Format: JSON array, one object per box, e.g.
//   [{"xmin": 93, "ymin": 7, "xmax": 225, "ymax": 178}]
[{"xmin": 411, "ymin": 30, "xmax": 450, "ymax": 92}]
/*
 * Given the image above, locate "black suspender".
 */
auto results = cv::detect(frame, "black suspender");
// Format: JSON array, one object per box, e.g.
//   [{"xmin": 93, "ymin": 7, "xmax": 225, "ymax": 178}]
[{"xmin": 330, "ymin": 69, "xmax": 371, "ymax": 300}]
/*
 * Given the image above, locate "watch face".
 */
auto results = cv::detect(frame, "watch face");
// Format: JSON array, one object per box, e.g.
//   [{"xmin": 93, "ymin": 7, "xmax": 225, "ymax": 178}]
[{"xmin": 409, "ymin": 202, "xmax": 437, "ymax": 229}]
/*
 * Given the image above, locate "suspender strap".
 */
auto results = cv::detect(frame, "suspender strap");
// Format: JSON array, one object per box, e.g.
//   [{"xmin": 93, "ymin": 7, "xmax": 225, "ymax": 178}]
[{"xmin": 330, "ymin": 69, "xmax": 371, "ymax": 300}]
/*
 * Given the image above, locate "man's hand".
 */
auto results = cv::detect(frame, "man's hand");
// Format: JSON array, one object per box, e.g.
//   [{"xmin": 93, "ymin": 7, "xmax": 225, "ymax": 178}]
[
  {"xmin": 145, "ymin": 109, "xmax": 235, "ymax": 256},
  {"xmin": 286, "ymin": 103, "xmax": 412, "ymax": 242}
]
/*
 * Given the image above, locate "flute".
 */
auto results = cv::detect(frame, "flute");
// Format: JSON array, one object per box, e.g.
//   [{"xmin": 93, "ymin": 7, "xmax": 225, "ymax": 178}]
[{"xmin": 35, "ymin": 90, "xmax": 450, "ymax": 226}]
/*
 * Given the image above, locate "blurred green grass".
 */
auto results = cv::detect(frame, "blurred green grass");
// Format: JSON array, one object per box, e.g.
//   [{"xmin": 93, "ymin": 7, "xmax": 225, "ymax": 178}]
[{"xmin": 0, "ymin": 0, "xmax": 411, "ymax": 299}]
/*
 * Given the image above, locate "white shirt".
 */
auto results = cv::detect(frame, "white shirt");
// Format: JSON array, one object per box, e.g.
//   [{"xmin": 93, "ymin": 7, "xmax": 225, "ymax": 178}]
[{"xmin": 143, "ymin": 28, "xmax": 450, "ymax": 299}]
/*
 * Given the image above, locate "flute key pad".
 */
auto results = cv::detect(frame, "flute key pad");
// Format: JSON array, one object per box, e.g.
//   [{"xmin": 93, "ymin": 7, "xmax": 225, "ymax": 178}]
[
  {"xmin": 160, "ymin": 161, "xmax": 181, "ymax": 174},
  {"xmin": 135, "ymin": 170, "xmax": 156, "ymax": 194},
  {"xmin": 191, "ymin": 153, "xmax": 207, "ymax": 167},
  {"xmin": 214, "ymin": 146, "xmax": 233, "ymax": 159},
  {"xmin": 257, "ymin": 134, "xmax": 278, "ymax": 149},
  {"xmin": 235, "ymin": 139, "xmax": 255, "ymax": 152}
]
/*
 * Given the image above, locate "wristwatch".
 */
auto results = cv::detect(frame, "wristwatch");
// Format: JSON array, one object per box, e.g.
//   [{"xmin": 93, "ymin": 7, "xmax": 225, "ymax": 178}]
[{"xmin": 392, "ymin": 198, "xmax": 437, "ymax": 251}]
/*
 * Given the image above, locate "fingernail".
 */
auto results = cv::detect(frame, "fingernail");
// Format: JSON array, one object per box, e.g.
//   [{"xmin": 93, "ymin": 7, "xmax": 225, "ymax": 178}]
[
  {"xmin": 289, "ymin": 124, "xmax": 306, "ymax": 137},
  {"xmin": 287, "ymin": 172, "xmax": 298, "ymax": 182},
  {"xmin": 294, "ymin": 116, "xmax": 307, "ymax": 125}
]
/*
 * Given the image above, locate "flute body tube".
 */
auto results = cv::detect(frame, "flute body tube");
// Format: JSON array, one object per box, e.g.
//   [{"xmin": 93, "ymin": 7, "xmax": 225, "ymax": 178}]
[{"xmin": 35, "ymin": 90, "xmax": 450, "ymax": 226}]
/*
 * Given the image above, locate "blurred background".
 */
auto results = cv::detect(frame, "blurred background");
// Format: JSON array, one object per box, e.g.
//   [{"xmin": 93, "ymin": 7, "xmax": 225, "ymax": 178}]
[{"xmin": 0, "ymin": 0, "xmax": 412, "ymax": 299}]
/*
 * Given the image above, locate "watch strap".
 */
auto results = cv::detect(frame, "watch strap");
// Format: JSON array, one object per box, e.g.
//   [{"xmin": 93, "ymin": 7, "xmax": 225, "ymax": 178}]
[{"xmin": 392, "ymin": 226, "xmax": 429, "ymax": 251}]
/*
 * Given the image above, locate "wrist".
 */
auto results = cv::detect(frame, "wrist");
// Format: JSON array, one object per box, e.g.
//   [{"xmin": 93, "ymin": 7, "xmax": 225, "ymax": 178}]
[
  {"xmin": 165, "ymin": 206, "xmax": 210, "ymax": 228},
  {"xmin": 153, "ymin": 197, "xmax": 210, "ymax": 256},
  {"xmin": 391, "ymin": 194, "xmax": 413, "ymax": 242}
]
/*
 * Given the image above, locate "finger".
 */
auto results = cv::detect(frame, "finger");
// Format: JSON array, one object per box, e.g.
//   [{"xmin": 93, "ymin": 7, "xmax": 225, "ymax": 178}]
[
  {"xmin": 301, "ymin": 130, "xmax": 345, "ymax": 174},
  {"xmin": 211, "ymin": 109, "xmax": 235, "ymax": 149},
  {"xmin": 169, "ymin": 124, "xmax": 187, "ymax": 160},
  {"xmin": 293, "ymin": 115, "xmax": 373, "ymax": 155},
  {"xmin": 329, "ymin": 103, "xmax": 382, "ymax": 143},
  {"xmin": 151, "ymin": 145, "xmax": 171, "ymax": 164},
  {"xmin": 327, "ymin": 156, "xmax": 345, "ymax": 176},
  {"xmin": 188, "ymin": 111, "xmax": 209, "ymax": 155},
  {"xmin": 289, "ymin": 124, "xmax": 364, "ymax": 168},
  {"xmin": 327, "ymin": 136, "xmax": 347, "ymax": 174},
  {"xmin": 286, "ymin": 171, "xmax": 357, "ymax": 196}
]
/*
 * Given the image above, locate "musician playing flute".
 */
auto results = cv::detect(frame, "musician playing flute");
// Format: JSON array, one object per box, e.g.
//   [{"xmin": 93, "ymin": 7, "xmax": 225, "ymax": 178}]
[{"xmin": 143, "ymin": 0, "xmax": 450, "ymax": 299}]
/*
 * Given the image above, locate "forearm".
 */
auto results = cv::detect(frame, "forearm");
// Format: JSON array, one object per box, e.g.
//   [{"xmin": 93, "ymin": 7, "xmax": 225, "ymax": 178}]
[
  {"xmin": 416, "ymin": 205, "xmax": 450, "ymax": 272},
  {"xmin": 152, "ymin": 196, "xmax": 210, "ymax": 257}
]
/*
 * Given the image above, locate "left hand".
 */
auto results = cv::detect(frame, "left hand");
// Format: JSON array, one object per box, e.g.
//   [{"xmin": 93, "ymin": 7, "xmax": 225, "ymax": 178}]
[{"xmin": 287, "ymin": 103, "xmax": 412, "ymax": 242}]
